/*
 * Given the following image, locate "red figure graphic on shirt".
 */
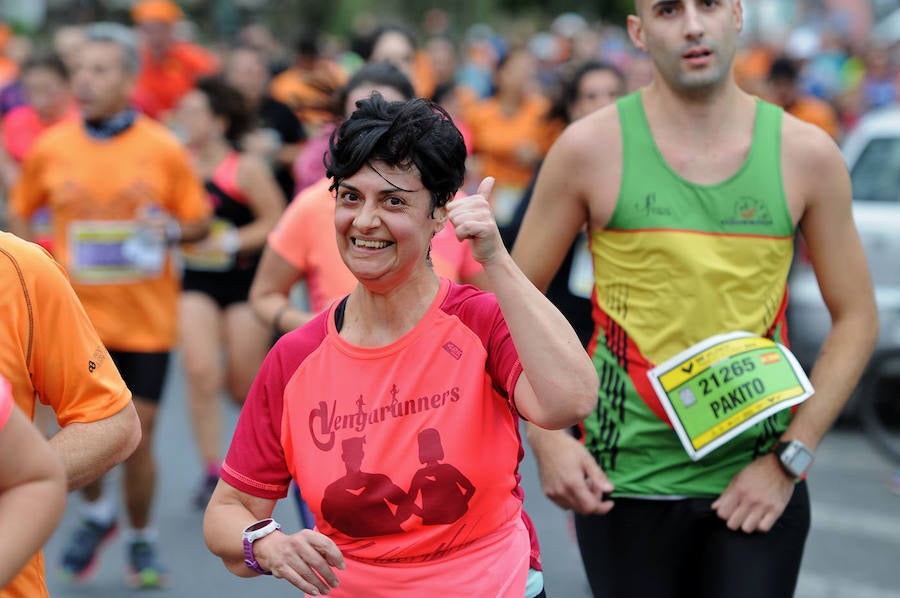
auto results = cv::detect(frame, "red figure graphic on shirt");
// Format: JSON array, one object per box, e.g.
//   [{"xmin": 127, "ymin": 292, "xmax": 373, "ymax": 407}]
[
  {"xmin": 408, "ymin": 428, "xmax": 475, "ymax": 525},
  {"xmin": 321, "ymin": 436, "xmax": 416, "ymax": 537}
]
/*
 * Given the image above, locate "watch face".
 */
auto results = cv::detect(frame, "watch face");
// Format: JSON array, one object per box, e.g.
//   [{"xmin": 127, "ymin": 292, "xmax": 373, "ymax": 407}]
[
  {"xmin": 246, "ymin": 518, "xmax": 274, "ymax": 533},
  {"xmin": 789, "ymin": 449, "xmax": 814, "ymax": 475}
]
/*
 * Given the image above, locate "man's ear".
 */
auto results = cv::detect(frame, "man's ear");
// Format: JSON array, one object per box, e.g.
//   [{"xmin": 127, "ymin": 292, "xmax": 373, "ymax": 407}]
[
  {"xmin": 733, "ymin": 0, "xmax": 745, "ymax": 34},
  {"xmin": 627, "ymin": 14, "xmax": 648, "ymax": 54}
]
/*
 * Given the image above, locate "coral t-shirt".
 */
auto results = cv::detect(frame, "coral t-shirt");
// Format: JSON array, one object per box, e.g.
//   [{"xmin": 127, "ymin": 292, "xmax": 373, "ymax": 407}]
[
  {"xmin": 268, "ymin": 177, "xmax": 483, "ymax": 313},
  {"xmin": 0, "ymin": 233, "xmax": 131, "ymax": 598},
  {"xmin": 11, "ymin": 117, "xmax": 210, "ymax": 352},
  {"xmin": 222, "ymin": 279, "xmax": 530, "ymax": 595},
  {"xmin": 1, "ymin": 104, "xmax": 79, "ymax": 162}
]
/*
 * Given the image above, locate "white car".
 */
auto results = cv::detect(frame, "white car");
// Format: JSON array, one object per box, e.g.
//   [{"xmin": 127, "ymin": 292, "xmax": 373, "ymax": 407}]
[{"xmin": 787, "ymin": 105, "xmax": 900, "ymax": 415}]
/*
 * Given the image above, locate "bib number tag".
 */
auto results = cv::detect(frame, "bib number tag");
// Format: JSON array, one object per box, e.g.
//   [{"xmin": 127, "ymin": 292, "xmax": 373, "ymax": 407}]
[
  {"xmin": 647, "ymin": 331, "xmax": 813, "ymax": 461},
  {"xmin": 181, "ymin": 219, "xmax": 236, "ymax": 272},
  {"xmin": 68, "ymin": 220, "xmax": 149, "ymax": 284}
]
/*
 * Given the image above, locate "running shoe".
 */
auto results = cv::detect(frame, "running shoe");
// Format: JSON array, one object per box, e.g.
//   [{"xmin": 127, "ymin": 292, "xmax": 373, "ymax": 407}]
[
  {"xmin": 193, "ymin": 473, "xmax": 219, "ymax": 510},
  {"xmin": 58, "ymin": 518, "xmax": 118, "ymax": 582},
  {"xmin": 127, "ymin": 540, "xmax": 169, "ymax": 588}
]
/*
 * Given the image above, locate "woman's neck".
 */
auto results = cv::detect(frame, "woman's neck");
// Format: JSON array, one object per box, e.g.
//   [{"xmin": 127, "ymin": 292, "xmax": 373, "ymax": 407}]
[{"xmin": 340, "ymin": 269, "xmax": 441, "ymax": 347}]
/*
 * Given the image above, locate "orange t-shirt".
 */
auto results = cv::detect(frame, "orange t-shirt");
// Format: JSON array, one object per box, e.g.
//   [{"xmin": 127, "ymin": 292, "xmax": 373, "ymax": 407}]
[
  {"xmin": 269, "ymin": 61, "xmax": 347, "ymax": 133},
  {"xmin": 464, "ymin": 95, "xmax": 560, "ymax": 190},
  {"xmin": 11, "ymin": 117, "xmax": 211, "ymax": 352},
  {"xmin": 0, "ymin": 232, "xmax": 132, "ymax": 598},
  {"xmin": 132, "ymin": 42, "xmax": 219, "ymax": 120},
  {"xmin": 267, "ymin": 177, "xmax": 482, "ymax": 313},
  {"xmin": 222, "ymin": 279, "xmax": 529, "ymax": 595}
]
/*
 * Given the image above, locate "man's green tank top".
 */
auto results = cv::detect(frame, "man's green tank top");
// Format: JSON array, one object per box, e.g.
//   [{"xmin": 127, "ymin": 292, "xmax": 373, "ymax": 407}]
[{"xmin": 584, "ymin": 91, "xmax": 796, "ymax": 496}]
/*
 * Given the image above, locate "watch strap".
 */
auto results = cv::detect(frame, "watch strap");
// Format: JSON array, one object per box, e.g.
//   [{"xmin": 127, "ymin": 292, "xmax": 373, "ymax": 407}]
[{"xmin": 242, "ymin": 518, "xmax": 281, "ymax": 574}]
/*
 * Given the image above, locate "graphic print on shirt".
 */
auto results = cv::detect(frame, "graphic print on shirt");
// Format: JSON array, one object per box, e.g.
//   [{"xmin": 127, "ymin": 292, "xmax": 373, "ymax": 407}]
[
  {"xmin": 407, "ymin": 428, "xmax": 474, "ymax": 525},
  {"xmin": 320, "ymin": 428, "xmax": 475, "ymax": 536},
  {"xmin": 321, "ymin": 436, "xmax": 416, "ymax": 537}
]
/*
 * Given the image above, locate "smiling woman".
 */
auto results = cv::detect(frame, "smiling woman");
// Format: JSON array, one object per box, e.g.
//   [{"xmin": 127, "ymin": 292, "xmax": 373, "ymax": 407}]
[{"xmin": 203, "ymin": 95, "xmax": 598, "ymax": 597}]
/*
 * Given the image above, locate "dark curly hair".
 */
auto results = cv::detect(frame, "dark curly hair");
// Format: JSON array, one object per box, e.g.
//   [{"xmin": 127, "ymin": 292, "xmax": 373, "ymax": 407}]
[
  {"xmin": 195, "ymin": 76, "xmax": 255, "ymax": 148},
  {"xmin": 325, "ymin": 94, "xmax": 466, "ymax": 212}
]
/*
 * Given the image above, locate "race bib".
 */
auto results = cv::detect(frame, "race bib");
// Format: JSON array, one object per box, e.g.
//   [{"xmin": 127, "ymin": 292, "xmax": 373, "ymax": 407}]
[
  {"xmin": 647, "ymin": 331, "xmax": 814, "ymax": 461},
  {"xmin": 567, "ymin": 233, "xmax": 593, "ymax": 299},
  {"xmin": 68, "ymin": 220, "xmax": 150, "ymax": 284},
  {"xmin": 181, "ymin": 219, "xmax": 236, "ymax": 272}
]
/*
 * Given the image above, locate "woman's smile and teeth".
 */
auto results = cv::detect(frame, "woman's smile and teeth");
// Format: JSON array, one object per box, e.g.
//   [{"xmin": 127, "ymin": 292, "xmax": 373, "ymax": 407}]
[{"xmin": 352, "ymin": 237, "xmax": 394, "ymax": 250}]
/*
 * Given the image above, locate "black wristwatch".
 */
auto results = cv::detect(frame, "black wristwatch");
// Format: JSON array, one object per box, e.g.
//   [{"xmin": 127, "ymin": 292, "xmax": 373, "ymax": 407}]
[{"xmin": 774, "ymin": 439, "xmax": 814, "ymax": 479}]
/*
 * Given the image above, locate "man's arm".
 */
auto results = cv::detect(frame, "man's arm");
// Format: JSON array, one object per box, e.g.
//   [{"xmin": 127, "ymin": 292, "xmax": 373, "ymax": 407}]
[
  {"xmin": 713, "ymin": 120, "xmax": 878, "ymax": 533},
  {"xmin": 50, "ymin": 403, "xmax": 141, "ymax": 491},
  {"xmin": 510, "ymin": 110, "xmax": 621, "ymax": 514},
  {"xmin": 25, "ymin": 243, "xmax": 141, "ymax": 490},
  {"xmin": 783, "ymin": 127, "xmax": 878, "ymax": 448}
]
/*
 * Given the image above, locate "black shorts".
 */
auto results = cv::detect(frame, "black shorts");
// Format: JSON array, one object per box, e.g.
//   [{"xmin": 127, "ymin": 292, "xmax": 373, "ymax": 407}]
[
  {"xmin": 182, "ymin": 267, "xmax": 256, "ymax": 310},
  {"xmin": 574, "ymin": 481, "xmax": 810, "ymax": 598},
  {"xmin": 108, "ymin": 350, "xmax": 170, "ymax": 403}
]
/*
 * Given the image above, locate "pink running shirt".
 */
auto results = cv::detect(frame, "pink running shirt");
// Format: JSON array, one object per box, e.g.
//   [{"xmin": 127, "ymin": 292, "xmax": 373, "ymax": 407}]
[{"xmin": 222, "ymin": 279, "xmax": 530, "ymax": 595}]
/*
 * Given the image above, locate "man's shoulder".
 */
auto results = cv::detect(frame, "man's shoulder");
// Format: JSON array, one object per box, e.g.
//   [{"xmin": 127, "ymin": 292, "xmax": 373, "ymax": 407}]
[
  {"xmin": 30, "ymin": 118, "xmax": 82, "ymax": 152},
  {"xmin": 0, "ymin": 232, "xmax": 67, "ymax": 291},
  {"xmin": 781, "ymin": 110, "xmax": 842, "ymax": 168},
  {"xmin": 131, "ymin": 116, "xmax": 191, "ymax": 157},
  {"xmin": 558, "ymin": 103, "xmax": 622, "ymax": 155}
]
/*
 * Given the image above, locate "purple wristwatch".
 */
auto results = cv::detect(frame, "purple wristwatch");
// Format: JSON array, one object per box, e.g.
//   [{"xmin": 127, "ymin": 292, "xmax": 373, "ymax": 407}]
[{"xmin": 242, "ymin": 518, "xmax": 281, "ymax": 575}]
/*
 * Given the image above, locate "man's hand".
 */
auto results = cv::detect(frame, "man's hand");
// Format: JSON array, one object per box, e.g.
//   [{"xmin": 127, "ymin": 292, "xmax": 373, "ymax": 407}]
[
  {"xmin": 712, "ymin": 453, "xmax": 795, "ymax": 533},
  {"xmin": 529, "ymin": 427, "xmax": 614, "ymax": 515},
  {"xmin": 254, "ymin": 528, "xmax": 345, "ymax": 595}
]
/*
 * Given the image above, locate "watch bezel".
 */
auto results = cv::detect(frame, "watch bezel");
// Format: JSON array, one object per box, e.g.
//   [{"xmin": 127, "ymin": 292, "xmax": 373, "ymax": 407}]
[{"xmin": 776, "ymin": 440, "xmax": 814, "ymax": 478}]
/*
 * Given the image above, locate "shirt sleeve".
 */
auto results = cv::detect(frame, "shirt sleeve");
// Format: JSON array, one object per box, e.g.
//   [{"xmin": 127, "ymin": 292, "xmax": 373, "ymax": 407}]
[
  {"xmin": 27, "ymin": 244, "xmax": 133, "ymax": 425},
  {"xmin": 163, "ymin": 142, "xmax": 212, "ymax": 223},
  {"xmin": 220, "ymin": 340, "xmax": 295, "ymax": 499},
  {"xmin": 450, "ymin": 287, "xmax": 523, "ymax": 402},
  {"xmin": 9, "ymin": 140, "xmax": 47, "ymax": 219}
]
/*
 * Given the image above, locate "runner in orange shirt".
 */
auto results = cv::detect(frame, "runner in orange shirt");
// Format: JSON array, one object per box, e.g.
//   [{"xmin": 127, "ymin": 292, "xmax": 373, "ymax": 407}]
[
  {"xmin": 9, "ymin": 23, "xmax": 210, "ymax": 589},
  {"xmin": 129, "ymin": 0, "xmax": 219, "ymax": 121},
  {"xmin": 204, "ymin": 94, "xmax": 597, "ymax": 597},
  {"xmin": 767, "ymin": 55, "xmax": 841, "ymax": 141},
  {"xmin": 464, "ymin": 47, "xmax": 562, "ymax": 226},
  {"xmin": 0, "ymin": 231, "xmax": 140, "ymax": 598},
  {"xmin": 0, "ymin": 375, "xmax": 66, "ymax": 591}
]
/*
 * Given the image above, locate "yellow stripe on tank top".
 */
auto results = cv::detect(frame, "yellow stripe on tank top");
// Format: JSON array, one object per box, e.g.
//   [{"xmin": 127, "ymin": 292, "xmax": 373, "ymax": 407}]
[{"xmin": 590, "ymin": 228, "xmax": 794, "ymax": 365}]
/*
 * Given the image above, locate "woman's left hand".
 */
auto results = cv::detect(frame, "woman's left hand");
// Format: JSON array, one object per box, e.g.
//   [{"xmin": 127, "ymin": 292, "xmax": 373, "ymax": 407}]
[{"xmin": 447, "ymin": 177, "xmax": 504, "ymax": 265}]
